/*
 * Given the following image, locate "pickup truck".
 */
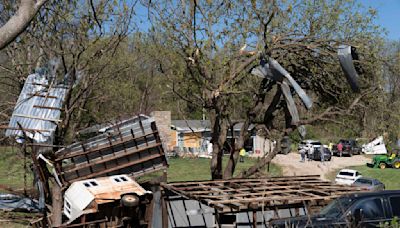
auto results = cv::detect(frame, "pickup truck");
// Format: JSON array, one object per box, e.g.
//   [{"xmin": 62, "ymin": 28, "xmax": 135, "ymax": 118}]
[
  {"xmin": 332, "ymin": 139, "xmax": 362, "ymax": 157},
  {"xmin": 270, "ymin": 190, "xmax": 400, "ymax": 227}
]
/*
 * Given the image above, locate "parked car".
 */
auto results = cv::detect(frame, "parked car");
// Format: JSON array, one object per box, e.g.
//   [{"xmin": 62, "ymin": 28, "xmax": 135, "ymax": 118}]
[
  {"xmin": 352, "ymin": 177, "xmax": 385, "ymax": 191},
  {"xmin": 335, "ymin": 169, "xmax": 362, "ymax": 185},
  {"xmin": 270, "ymin": 190, "xmax": 400, "ymax": 227},
  {"xmin": 332, "ymin": 139, "xmax": 362, "ymax": 157},
  {"xmin": 308, "ymin": 147, "xmax": 332, "ymax": 161}
]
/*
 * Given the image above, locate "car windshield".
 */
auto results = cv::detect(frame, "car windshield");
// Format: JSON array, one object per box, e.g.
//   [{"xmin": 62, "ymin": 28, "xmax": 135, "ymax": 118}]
[
  {"xmin": 338, "ymin": 171, "xmax": 354, "ymax": 176},
  {"xmin": 319, "ymin": 197, "xmax": 355, "ymax": 218},
  {"xmin": 354, "ymin": 178, "xmax": 372, "ymax": 185},
  {"xmin": 311, "ymin": 142, "xmax": 322, "ymax": 145}
]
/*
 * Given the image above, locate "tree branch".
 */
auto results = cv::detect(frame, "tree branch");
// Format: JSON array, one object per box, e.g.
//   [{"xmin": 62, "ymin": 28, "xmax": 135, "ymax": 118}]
[{"xmin": 0, "ymin": 0, "xmax": 49, "ymax": 50}]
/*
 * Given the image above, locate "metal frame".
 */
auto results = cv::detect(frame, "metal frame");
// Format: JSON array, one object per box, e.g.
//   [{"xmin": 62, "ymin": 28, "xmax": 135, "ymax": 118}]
[{"xmin": 54, "ymin": 118, "xmax": 168, "ymax": 185}]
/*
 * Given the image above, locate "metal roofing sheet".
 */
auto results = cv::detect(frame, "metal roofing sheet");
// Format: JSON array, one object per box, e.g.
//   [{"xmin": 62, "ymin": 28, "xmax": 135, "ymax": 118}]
[{"xmin": 5, "ymin": 73, "xmax": 67, "ymax": 143}]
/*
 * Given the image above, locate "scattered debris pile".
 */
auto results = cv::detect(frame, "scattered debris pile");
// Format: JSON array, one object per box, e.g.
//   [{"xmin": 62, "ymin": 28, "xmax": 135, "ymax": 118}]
[{"xmin": 0, "ymin": 194, "xmax": 41, "ymax": 213}]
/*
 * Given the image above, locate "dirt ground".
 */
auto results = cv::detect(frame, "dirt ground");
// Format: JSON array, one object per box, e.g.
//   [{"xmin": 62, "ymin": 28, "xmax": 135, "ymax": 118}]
[{"xmin": 272, "ymin": 152, "xmax": 371, "ymax": 180}]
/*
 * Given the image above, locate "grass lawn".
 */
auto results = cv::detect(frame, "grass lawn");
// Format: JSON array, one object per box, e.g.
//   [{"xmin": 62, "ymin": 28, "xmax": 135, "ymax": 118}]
[
  {"xmin": 327, "ymin": 165, "xmax": 400, "ymax": 190},
  {"xmin": 165, "ymin": 156, "xmax": 282, "ymax": 182},
  {"xmin": 0, "ymin": 147, "xmax": 33, "ymax": 190}
]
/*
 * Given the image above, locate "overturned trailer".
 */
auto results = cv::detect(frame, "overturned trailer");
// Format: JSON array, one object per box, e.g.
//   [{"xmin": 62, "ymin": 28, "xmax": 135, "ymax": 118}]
[
  {"xmin": 53, "ymin": 116, "xmax": 168, "ymax": 185},
  {"xmin": 29, "ymin": 116, "xmax": 169, "ymax": 227},
  {"xmin": 161, "ymin": 175, "xmax": 366, "ymax": 228}
]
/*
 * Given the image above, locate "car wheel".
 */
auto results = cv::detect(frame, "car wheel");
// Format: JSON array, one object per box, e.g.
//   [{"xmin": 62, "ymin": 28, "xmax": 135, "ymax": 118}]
[
  {"xmin": 121, "ymin": 194, "xmax": 140, "ymax": 207},
  {"xmin": 379, "ymin": 163, "xmax": 386, "ymax": 169},
  {"xmin": 394, "ymin": 161, "xmax": 400, "ymax": 169}
]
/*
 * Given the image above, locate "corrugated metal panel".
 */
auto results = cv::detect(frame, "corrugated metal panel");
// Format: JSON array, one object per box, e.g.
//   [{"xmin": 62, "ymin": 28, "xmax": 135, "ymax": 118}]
[
  {"xmin": 5, "ymin": 73, "xmax": 67, "ymax": 143},
  {"xmin": 54, "ymin": 117, "xmax": 168, "ymax": 185}
]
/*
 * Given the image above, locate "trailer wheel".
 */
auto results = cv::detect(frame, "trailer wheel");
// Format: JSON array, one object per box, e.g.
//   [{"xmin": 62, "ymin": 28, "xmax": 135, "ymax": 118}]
[
  {"xmin": 379, "ymin": 163, "xmax": 386, "ymax": 169},
  {"xmin": 121, "ymin": 194, "xmax": 140, "ymax": 207}
]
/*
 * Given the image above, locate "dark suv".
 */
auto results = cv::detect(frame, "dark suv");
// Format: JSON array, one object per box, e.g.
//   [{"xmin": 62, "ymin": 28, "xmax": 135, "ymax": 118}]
[
  {"xmin": 270, "ymin": 190, "xmax": 400, "ymax": 227},
  {"xmin": 332, "ymin": 139, "xmax": 362, "ymax": 157}
]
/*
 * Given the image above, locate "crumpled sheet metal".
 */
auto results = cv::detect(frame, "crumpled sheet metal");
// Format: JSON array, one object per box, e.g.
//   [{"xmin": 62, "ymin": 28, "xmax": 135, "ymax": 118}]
[
  {"xmin": 281, "ymin": 81, "xmax": 300, "ymax": 125},
  {"xmin": 268, "ymin": 59, "xmax": 313, "ymax": 110},
  {"xmin": 251, "ymin": 59, "xmax": 313, "ymax": 110},
  {"xmin": 5, "ymin": 73, "xmax": 67, "ymax": 143},
  {"xmin": 338, "ymin": 45, "xmax": 360, "ymax": 92},
  {"xmin": 0, "ymin": 194, "xmax": 41, "ymax": 213}
]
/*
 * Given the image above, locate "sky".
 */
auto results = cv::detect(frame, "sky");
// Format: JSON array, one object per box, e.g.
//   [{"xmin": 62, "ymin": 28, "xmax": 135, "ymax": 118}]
[
  {"xmin": 359, "ymin": 0, "xmax": 400, "ymax": 40},
  {"xmin": 134, "ymin": 1, "xmax": 400, "ymax": 41}
]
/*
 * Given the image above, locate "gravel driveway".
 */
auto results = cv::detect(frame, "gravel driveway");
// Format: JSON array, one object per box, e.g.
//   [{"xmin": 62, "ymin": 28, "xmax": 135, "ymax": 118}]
[{"xmin": 272, "ymin": 152, "xmax": 371, "ymax": 180}]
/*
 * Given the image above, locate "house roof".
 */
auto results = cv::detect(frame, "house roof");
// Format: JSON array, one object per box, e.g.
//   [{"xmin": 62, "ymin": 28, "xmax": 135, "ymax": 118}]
[
  {"xmin": 171, "ymin": 120, "xmax": 255, "ymax": 133},
  {"xmin": 77, "ymin": 114, "xmax": 150, "ymax": 135}
]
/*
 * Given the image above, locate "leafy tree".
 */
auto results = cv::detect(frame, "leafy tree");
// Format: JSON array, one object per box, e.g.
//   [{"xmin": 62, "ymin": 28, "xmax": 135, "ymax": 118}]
[{"xmin": 147, "ymin": 0, "xmax": 384, "ymax": 179}]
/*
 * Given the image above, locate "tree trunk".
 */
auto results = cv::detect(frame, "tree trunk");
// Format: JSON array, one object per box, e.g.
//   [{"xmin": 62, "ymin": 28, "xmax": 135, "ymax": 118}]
[
  {"xmin": 50, "ymin": 181, "xmax": 62, "ymax": 226},
  {"xmin": 209, "ymin": 106, "xmax": 229, "ymax": 180},
  {"xmin": 223, "ymin": 120, "xmax": 249, "ymax": 179},
  {"xmin": 0, "ymin": 0, "xmax": 48, "ymax": 50}
]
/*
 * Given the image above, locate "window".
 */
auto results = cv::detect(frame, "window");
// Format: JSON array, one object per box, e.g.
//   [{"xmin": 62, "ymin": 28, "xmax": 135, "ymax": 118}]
[
  {"xmin": 353, "ymin": 198, "xmax": 384, "ymax": 219},
  {"xmin": 83, "ymin": 180, "xmax": 99, "ymax": 187},
  {"xmin": 339, "ymin": 171, "xmax": 354, "ymax": 177},
  {"xmin": 113, "ymin": 176, "xmax": 129, "ymax": 183},
  {"xmin": 355, "ymin": 178, "xmax": 372, "ymax": 185},
  {"xmin": 390, "ymin": 196, "xmax": 400, "ymax": 217}
]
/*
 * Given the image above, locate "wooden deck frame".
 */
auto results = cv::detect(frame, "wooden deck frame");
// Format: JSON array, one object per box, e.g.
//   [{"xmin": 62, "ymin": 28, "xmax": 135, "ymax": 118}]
[{"xmin": 161, "ymin": 175, "xmax": 367, "ymax": 214}]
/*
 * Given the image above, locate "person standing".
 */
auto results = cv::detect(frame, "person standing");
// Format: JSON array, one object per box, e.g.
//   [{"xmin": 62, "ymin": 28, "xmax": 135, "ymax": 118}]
[
  {"xmin": 239, "ymin": 148, "xmax": 246, "ymax": 163},
  {"xmin": 320, "ymin": 146, "xmax": 325, "ymax": 164},
  {"xmin": 307, "ymin": 145, "xmax": 313, "ymax": 161},
  {"xmin": 299, "ymin": 148, "xmax": 306, "ymax": 162},
  {"xmin": 337, "ymin": 142, "xmax": 343, "ymax": 157}
]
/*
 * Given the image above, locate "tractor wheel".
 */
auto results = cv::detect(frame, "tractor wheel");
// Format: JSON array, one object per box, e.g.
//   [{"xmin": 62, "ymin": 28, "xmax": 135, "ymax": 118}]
[
  {"xmin": 121, "ymin": 194, "xmax": 140, "ymax": 207},
  {"xmin": 394, "ymin": 161, "xmax": 400, "ymax": 169},
  {"xmin": 379, "ymin": 163, "xmax": 386, "ymax": 169}
]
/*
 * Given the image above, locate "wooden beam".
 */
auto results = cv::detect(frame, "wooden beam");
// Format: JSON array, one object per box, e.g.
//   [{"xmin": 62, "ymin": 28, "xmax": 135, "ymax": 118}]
[{"xmin": 13, "ymin": 114, "xmax": 61, "ymax": 122}]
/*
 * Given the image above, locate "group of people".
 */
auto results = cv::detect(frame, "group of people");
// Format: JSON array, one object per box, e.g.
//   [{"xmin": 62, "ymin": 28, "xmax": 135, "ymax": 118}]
[{"xmin": 299, "ymin": 145, "xmax": 326, "ymax": 163}]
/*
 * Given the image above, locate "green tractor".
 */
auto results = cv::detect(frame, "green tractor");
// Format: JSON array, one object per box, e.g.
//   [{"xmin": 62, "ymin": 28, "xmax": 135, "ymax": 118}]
[{"xmin": 367, "ymin": 150, "xmax": 400, "ymax": 169}]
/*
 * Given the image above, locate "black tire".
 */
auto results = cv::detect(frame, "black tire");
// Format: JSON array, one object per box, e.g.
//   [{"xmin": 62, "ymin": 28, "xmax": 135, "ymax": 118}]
[{"xmin": 121, "ymin": 194, "xmax": 140, "ymax": 207}]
